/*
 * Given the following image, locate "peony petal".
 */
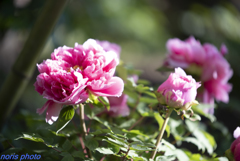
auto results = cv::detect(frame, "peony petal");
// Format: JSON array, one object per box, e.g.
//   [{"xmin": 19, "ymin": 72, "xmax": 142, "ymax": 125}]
[
  {"xmin": 36, "ymin": 100, "xmax": 52, "ymax": 115},
  {"xmin": 89, "ymin": 77, "xmax": 124, "ymax": 97},
  {"xmin": 234, "ymin": 127, "xmax": 240, "ymax": 139},
  {"xmin": 45, "ymin": 101, "xmax": 62, "ymax": 125}
]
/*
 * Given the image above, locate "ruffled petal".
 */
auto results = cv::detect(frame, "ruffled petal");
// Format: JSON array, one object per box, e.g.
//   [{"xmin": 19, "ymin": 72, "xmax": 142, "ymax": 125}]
[
  {"xmin": 89, "ymin": 77, "xmax": 124, "ymax": 97},
  {"xmin": 36, "ymin": 100, "xmax": 52, "ymax": 115},
  {"xmin": 45, "ymin": 101, "xmax": 63, "ymax": 125}
]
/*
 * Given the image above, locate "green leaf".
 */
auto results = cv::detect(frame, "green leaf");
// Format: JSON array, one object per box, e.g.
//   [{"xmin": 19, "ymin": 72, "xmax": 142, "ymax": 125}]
[
  {"xmin": 71, "ymin": 151, "xmax": 84, "ymax": 159},
  {"xmin": 184, "ymin": 113, "xmax": 201, "ymax": 121},
  {"xmin": 191, "ymin": 104, "xmax": 216, "ymax": 122},
  {"xmin": 185, "ymin": 120, "xmax": 215, "ymax": 154},
  {"xmin": 56, "ymin": 106, "xmax": 75, "ymax": 134},
  {"xmin": 119, "ymin": 119, "xmax": 136, "ymax": 128},
  {"xmin": 154, "ymin": 112, "xmax": 170, "ymax": 137},
  {"xmin": 95, "ymin": 147, "xmax": 115, "ymax": 154},
  {"xmin": 98, "ymin": 96, "xmax": 110, "ymax": 111},
  {"xmin": 102, "ymin": 135, "xmax": 128, "ymax": 148},
  {"xmin": 139, "ymin": 97, "xmax": 158, "ymax": 104},
  {"xmin": 156, "ymin": 155, "xmax": 176, "ymax": 161},
  {"xmin": 137, "ymin": 102, "xmax": 154, "ymax": 117},
  {"xmin": 214, "ymin": 157, "xmax": 229, "ymax": 161},
  {"xmin": 62, "ymin": 139, "xmax": 72, "ymax": 151},
  {"xmin": 89, "ymin": 129, "xmax": 112, "ymax": 135},
  {"xmin": 84, "ymin": 135, "xmax": 99, "ymax": 151},
  {"xmin": 183, "ymin": 137, "xmax": 205, "ymax": 152},
  {"xmin": 108, "ymin": 143, "xmax": 120, "ymax": 154},
  {"xmin": 15, "ymin": 133, "xmax": 44, "ymax": 143},
  {"xmin": 137, "ymin": 79, "xmax": 151, "ymax": 85},
  {"xmin": 61, "ymin": 152, "xmax": 74, "ymax": 161},
  {"xmin": 129, "ymin": 141, "xmax": 154, "ymax": 151}
]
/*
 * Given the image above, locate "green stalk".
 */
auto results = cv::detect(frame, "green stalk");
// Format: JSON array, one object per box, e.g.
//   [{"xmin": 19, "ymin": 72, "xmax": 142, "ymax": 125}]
[
  {"xmin": 79, "ymin": 104, "xmax": 93, "ymax": 159},
  {"xmin": 150, "ymin": 108, "xmax": 173, "ymax": 160},
  {"xmin": 0, "ymin": 0, "xmax": 68, "ymax": 130}
]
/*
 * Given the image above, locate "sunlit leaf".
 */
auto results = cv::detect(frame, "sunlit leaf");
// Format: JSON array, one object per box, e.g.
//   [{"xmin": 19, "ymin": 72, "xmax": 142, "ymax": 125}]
[{"xmin": 56, "ymin": 106, "xmax": 75, "ymax": 134}]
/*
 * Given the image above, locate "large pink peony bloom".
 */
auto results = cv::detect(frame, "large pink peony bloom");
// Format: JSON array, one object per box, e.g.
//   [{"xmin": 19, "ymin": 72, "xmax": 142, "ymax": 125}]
[
  {"xmin": 157, "ymin": 67, "xmax": 201, "ymax": 110},
  {"xmin": 164, "ymin": 36, "xmax": 232, "ymax": 114},
  {"xmin": 165, "ymin": 36, "xmax": 206, "ymax": 68},
  {"xmin": 231, "ymin": 127, "xmax": 240, "ymax": 161},
  {"xmin": 35, "ymin": 39, "xmax": 124, "ymax": 124}
]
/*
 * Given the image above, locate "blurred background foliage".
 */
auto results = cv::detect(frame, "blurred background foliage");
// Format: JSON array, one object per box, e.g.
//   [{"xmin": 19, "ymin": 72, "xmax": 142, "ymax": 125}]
[{"xmin": 0, "ymin": 0, "xmax": 240, "ymax": 157}]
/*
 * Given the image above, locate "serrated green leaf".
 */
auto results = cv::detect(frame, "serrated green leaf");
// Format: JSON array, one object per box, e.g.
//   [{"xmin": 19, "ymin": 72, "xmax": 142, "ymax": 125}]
[
  {"xmin": 84, "ymin": 135, "xmax": 99, "ymax": 151},
  {"xmin": 71, "ymin": 151, "xmax": 84, "ymax": 159},
  {"xmin": 56, "ymin": 106, "xmax": 75, "ymax": 134},
  {"xmin": 62, "ymin": 139, "xmax": 72, "ymax": 151}
]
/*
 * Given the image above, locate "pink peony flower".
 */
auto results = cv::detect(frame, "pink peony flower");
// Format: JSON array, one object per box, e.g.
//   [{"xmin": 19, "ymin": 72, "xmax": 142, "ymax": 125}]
[
  {"xmin": 35, "ymin": 39, "xmax": 124, "ymax": 124},
  {"xmin": 231, "ymin": 127, "xmax": 240, "ymax": 161},
  {"xmin": 157, "ymin": 67, "xmax": 201, "ymax": 110},
  {"xmin": 164, "ymin": 36, "xmax": 233, "ymax": 114},
  {"xmin": 165, "ymin": 36, "xmax": 206, "ymax": 68}
]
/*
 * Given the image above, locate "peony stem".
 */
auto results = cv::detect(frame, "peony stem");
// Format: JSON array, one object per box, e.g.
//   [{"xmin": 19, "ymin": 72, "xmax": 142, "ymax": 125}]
[
  {"xmin": 79, "ymin": 104, "xmax": 92, "ymax": 159},
  {"xmin": 150, "ymin": 108, "xmax": 173, "ymax": 160}
]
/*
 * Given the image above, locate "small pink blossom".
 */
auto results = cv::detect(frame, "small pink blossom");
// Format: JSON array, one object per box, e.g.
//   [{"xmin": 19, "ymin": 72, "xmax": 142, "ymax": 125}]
[
  {"xmin": 35, "ymin": 39, "xmax": 124, "ymax": 124},
  {"xmin": 157, "ymin": 67, "xmax": 200, "ymax": 110}
]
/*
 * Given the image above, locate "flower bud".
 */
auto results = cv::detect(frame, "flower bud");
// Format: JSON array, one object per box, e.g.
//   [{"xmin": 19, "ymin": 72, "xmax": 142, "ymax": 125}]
[{"xmin": 156, "ymin": 67, "xmax": 201, "ymax": 110}]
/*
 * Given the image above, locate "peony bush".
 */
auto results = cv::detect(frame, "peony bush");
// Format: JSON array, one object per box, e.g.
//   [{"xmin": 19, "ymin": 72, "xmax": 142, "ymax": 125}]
[{"xmin": 6, "ymin": 37, "xmax": 233, "ymax": 161}]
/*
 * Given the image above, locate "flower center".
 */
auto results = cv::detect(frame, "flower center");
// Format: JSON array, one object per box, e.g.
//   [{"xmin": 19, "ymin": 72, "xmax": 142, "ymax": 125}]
[{"xmin": 67, "ymin": 65, "xmax": 83, "ymax": 72}]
